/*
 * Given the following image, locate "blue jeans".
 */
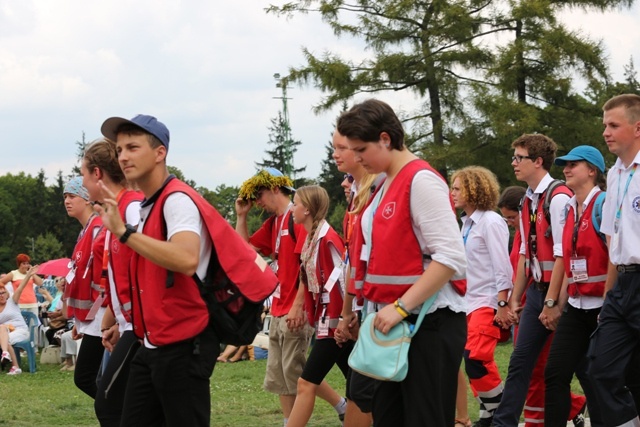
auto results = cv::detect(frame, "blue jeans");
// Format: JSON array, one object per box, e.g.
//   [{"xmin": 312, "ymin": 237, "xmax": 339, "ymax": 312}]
[{"xmin": 493, "ymin": 286, "xmax": 552, "ymax": 427}]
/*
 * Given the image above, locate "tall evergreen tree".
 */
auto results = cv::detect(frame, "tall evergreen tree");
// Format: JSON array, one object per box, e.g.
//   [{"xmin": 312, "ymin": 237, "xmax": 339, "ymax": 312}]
[
  {"xmin": 256, "ymin": 112, "xmax": 307, "ymax": 178},
  {"xmin": 267, "ymin": 0, "xmax": 498, "ymax": 171}
]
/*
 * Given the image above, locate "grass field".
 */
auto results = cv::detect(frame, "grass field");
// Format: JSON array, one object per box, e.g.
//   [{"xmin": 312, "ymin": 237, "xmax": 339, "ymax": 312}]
[{"xmin": 0, "ymin": 341, "xmax": 584, "ymax": 426}]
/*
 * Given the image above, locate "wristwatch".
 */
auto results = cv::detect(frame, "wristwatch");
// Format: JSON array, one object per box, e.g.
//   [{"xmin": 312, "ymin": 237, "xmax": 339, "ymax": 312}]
[
  {"xmin": 498, "ymin": 300, "xmax": 508, "ymax": 308},
  {"xmin": 544, "ymin": 299, "xmax": 557, "ymax": 308},
  {"xmin": 119, "ymin": 224, "xmax": 137, "ymax": 244}
]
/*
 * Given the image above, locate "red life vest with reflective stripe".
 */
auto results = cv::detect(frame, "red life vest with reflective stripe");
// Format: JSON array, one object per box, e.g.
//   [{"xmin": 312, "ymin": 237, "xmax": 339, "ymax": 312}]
[
  {"xmin": 562, "ymin": 192, "xmax": 608, "ymax": 297},
  {"xmin": 67, "ymin": 214, "xmax": 104, "ymax": 321},
  {"xmin": 131, "ymin": 177, "xmax": 278, "ymax": 346},
  {"xmin": 302, "ymin": 225, "xmax": 345, "ymax": 337},
  {"xmin": 521, "ymin": 183, "xmax": 572, "ymax": 283},
  {"xmin": 106, "ymin": 190, "xmax": 143, "ymax": 323},
  {"xmin": 359, "ymin": 159, "xmax": 460, "ymax": 303}
]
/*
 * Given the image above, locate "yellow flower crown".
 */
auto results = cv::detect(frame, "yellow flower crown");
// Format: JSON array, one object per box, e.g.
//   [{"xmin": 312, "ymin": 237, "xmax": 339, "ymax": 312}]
[{"xmin": 239, "ymin": 169, "xmax": 295, "ymax": 200}]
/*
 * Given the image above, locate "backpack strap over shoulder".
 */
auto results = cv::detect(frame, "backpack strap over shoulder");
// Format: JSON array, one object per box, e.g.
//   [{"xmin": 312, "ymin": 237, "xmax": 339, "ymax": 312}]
[{"xmin": 543, "ymin": 179, "xmax": 573, "ymax": 238}]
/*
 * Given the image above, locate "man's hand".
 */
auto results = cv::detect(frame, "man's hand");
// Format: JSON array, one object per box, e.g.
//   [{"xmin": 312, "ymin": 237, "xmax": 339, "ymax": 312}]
[
  {"xmin": 286, "ymin": 303, "xmax": 305, "ymax": 333},
  {"xmin": 539, "ymin": 306, "xmax": 562, "ymax": 331},
  {"xmin": 93, "ymin": 181, "xmax": 126, "ymax": 236},
  {"xmin": 235, "ymin": 198, "xmax": 253, "ymax": 217},
  {"xmin": 101, "ymin": 325, "xmax": 120, "ymax": 352},
  {"xmin": 71, "ymin": 324, "xmax": 83, "ymax": 340}
]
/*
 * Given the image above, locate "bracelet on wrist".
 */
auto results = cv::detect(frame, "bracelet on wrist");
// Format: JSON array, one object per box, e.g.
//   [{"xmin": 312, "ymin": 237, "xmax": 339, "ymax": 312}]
[
  {"xmin": 396, "ymin": 298, "xmax": 409, "ymax": 312},
  {"xmin": 394, "ymin": 305, "xmax": 409, "ymax": 318},
  {"xmin": 393, "ymin": 300, "xmax": 410, "ymax": 318}
]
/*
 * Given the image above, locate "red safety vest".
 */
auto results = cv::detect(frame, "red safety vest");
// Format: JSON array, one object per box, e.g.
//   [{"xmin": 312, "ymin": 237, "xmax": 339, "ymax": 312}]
[
  {"xmin": 302, "ymin": 225, "xmax": 345, "ymax": 338},
  {"xmin": 67, "ymin": 214, "xmax": 104, "ymax": 321},
  {"xmin": 358, "ymin": 159, "xmax": 460, "ymax": 303},
  {"xmin": 562, "ymin": 192, "xmax": 608, "ymax": 297},
  {"xmin": 131, "ymin": 177, "xmax": 278, "ymax": 346},
  {"xmin": 105, "ymin": 190, "xmax": 143, "ymax": 323},
  {"xmin": 522, "ymin": 183, "xmax": 572, "ymax": 283}
]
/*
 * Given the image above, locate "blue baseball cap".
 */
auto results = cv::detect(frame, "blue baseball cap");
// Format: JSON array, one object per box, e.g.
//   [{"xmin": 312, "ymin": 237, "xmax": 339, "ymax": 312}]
[
  {"xmin": 554, "ymin": 145, "xmax": 605, "ymax": 173},
  {"xmin": 101, "ymin": 114, "xmax": 170, "ymax": 150}
]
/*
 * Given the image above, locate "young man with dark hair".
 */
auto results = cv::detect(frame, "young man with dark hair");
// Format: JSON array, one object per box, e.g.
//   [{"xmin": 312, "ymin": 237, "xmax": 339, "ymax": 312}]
[
  {"xmin": 493, "ymin": 134, "xmax": 586, "ymax": 427},
  {"xmin": 95, "ymin": 114, "xmax": 220, "ymax": 426},
  {"xmin": 588, "ymin": 94, "xmax": 640, "ymax": 427}
]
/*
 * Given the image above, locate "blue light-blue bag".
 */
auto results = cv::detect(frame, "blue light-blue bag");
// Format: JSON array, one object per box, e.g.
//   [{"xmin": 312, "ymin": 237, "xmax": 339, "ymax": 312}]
[{"xmin": 348, "ymin": 292, "xmax": 438, "ymax": 382}]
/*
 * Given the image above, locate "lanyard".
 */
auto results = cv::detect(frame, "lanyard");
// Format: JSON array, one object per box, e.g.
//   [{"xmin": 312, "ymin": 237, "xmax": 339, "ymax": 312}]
[
  {"xmin": 615, "ymin": 164, "xmax": 637, "ymax": 232},
  {"xmin": 571, "ymin": 206, "xmax": 584, "ymax": 256},
  {"xmin": 462, "ymin": 220, "xmax": 474, "ymax": 246},
  {"xmin": 99, "ymin": 189, "xmax": 126, "ymax": 291},
  {"xmin": 274, "ymin": 202, "xmax": 293, "ymax": 256},
  {"xmin": 343, "ymin": 212, "xmax": 354, "ymax": 264}
]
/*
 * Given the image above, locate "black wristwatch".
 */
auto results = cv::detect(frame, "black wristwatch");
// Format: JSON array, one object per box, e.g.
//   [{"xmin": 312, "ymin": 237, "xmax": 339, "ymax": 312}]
[
  {"xmin": 498, "ymin": 300, "xmax": 508, "ymax": 308},
  {"xmin": 119, "ymin": 224, "xmax": 137, "ymax": 244},
  {"xmin": 544, "ymin": 299, "xmax": 557, "ymax": 308}
]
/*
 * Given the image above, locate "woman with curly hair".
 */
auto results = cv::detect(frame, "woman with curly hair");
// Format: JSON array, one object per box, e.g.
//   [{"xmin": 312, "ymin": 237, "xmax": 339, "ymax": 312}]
[{"xmin": 451, "ymin": 166, "xmax": 512, "ymax": 427}]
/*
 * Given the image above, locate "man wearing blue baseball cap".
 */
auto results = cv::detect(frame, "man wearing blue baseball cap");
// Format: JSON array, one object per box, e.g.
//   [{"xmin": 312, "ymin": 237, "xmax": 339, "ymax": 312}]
[{"xmin": 95, "ymin": 114, "xmax": 218, "ymax": 426}]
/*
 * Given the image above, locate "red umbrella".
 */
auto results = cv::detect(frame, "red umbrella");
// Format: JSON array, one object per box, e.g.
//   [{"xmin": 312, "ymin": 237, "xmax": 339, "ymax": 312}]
[{"xmin": 37, "ymin": 258, "xmax": 72, "ymax": 277}]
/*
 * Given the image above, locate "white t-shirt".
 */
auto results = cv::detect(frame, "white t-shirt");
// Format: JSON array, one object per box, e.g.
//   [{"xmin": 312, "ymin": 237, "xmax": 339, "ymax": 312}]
[{"xmin": 138, "ymin": 192, "xmax": 212, "ymax": 348}]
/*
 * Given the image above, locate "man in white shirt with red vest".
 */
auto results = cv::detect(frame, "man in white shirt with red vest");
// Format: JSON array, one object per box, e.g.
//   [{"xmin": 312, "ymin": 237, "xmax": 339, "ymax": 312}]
[
  {"xmin": 588, "ymin": 94, "xmax": 640, "ymax": 427},
  {"xmin": 95, "ymin": 114, "xmax": 217, "ymax": 427},
  {"xmin": 494, "ymin": 134, "xmax": 586, "ymax": 427}
]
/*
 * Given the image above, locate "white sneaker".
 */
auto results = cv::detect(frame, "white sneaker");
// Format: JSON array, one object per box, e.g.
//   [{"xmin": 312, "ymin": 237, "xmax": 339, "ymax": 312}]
[
  {"xmin": 7, "ymin": 366, "xmax": 22, "ymax": 375},
  {"xmin": 0, "ymin": 351, "xmax": 11, "ymax": 371}
]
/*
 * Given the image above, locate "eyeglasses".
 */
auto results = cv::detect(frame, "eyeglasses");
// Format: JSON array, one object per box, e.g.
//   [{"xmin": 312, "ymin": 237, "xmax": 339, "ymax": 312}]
[
  {"xmin": 344, "ymin": 174, "xmax": 355, "ymax": 184},
  {"xmin": 512, "ymin": 155, "xmax": 536, "ymax": 164}
]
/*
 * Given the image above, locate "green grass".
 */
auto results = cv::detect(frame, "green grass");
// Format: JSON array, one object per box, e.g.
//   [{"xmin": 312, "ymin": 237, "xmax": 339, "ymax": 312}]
[{"xmin": 0, "ymin": 342, "xmax": 583, "ymax": 426}]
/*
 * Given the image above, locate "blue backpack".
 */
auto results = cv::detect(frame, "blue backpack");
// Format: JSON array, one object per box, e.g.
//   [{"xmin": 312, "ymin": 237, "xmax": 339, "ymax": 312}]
[{"xmin": 591, "ymin": 191, "xmax": 606, "ymax": 245}]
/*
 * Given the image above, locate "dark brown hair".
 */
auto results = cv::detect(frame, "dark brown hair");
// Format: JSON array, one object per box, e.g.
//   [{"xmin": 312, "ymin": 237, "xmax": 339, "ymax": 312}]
[{"xmin": 337, "ymin": 99, "xmax": 405, "ymax": 150}]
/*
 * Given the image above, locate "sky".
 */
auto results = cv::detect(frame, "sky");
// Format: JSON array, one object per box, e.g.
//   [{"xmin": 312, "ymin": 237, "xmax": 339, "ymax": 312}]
[{"xmin": 1, "ymin": 0, "xmax": 639, "ymax": 191}]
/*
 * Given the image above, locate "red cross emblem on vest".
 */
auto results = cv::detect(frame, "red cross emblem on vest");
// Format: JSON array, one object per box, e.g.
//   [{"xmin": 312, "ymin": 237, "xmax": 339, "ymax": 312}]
[{"xmin": 382, "ymin": 202, "xmax": 396, "ymax": 219}]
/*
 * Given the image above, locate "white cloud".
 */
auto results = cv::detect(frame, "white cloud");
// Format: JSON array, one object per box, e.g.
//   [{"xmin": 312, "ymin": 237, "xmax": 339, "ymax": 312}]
[{"xmin": 0, "ymin": 0, "xmax": 638, "ymax": 190}]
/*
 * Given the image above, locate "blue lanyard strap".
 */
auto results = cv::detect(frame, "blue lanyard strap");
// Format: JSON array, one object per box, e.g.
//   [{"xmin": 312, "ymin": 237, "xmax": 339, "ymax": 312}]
[
  {"xmin": 462, "ymin": 220, "xmax": 474, "ymax": 246},
  {"xmin": 615, "ymin": 164, "xmax": 637, "ymax": 227}
]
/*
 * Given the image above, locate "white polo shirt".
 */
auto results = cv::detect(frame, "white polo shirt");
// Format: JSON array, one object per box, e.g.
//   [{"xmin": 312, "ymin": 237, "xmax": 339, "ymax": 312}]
[{"xmin": 601, "ymin": 151, "xmax": 640, "ymax": 265}]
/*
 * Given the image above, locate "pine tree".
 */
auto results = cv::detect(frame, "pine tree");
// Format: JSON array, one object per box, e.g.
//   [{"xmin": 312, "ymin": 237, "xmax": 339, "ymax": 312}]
[{"xmin": 255, "ymin": 112, "xmax": 306, "ymax": 178}]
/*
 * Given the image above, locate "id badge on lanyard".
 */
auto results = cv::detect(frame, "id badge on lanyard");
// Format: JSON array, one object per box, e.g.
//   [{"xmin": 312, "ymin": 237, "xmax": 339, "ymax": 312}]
[
  {"xmin": 317, "ymin": 307, "xmax": 329, "ymax": 338},
  {"xmin": 570, "ymin": 256, "xmax": 588, "ymax": 283}
]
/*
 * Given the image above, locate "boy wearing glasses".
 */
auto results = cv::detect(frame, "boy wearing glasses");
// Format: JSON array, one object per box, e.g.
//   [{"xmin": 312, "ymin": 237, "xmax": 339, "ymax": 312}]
[{"xmin": 493, "ymin": 134, "xmax": 586, "ymax": 427}]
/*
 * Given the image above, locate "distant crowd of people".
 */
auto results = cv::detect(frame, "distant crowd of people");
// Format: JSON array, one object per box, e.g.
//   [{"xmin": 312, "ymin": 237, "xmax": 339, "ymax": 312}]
[{"xmin": 1, "ymin": 93, "xmax": 639, "ymax": 427}]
